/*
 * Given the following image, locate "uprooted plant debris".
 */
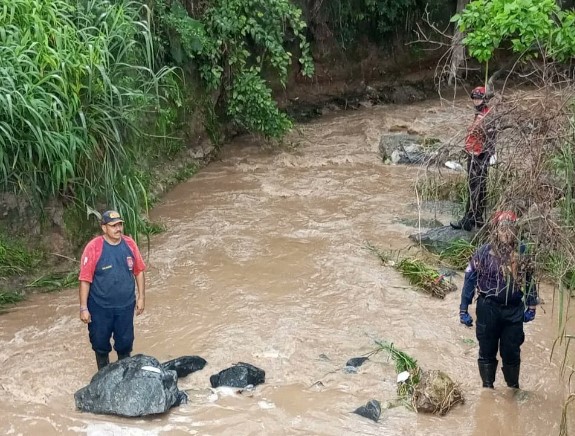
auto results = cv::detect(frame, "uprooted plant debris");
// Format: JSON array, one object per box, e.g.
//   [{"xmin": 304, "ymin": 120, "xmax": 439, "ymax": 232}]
[
  {"xmin": 372, "ymin": 340, "xmax": 464, "ymax": 415},
  {"xmin": 365, "ymin": 243, "xmax": 456, "ymax": 298}
]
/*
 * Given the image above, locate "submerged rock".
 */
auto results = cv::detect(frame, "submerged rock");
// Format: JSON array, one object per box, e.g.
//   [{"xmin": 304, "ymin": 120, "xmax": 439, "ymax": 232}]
[
  {"xmin": 210, "ymin": 362, "xmax": 265, "ymax": 388},
  {"xmin": 353, "ymin": 399, "xmax": 382, "ymax": 422},
  {"xmin": 161, "ymin": 355, "xmax": 207, "ymax": 378},
  {"xmin": 379, "ymin": 134, "xmax": 440, "ymax": 165},
  {"xmin": 409, "ymin": 225, "xmax": 476, "ymax": 254},
  {"xmin": 346, "ymin": 357, "xmax": 369, "ymax": 368},
  {"xmin": 412, "ymin": 370, "xmax": 464, "ymax": 415},
  {"xmin": 74, "ymin": 354, "xmax": 187, "ymax": 417}
]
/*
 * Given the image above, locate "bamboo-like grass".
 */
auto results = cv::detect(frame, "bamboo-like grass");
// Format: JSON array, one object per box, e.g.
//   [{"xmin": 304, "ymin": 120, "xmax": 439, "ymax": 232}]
[{"xmin": 0, "ymin": 0, "xmax": 177, "ymax": 241}]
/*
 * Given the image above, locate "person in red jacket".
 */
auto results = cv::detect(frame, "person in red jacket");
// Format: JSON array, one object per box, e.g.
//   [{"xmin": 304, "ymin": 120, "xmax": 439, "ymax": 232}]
[
  {"xmin": 451, "ymin": 86, "xmax": 497, "ymax": 231},
  {"xmin": 78, "ymin": 210, "xmax": 146, "ymax": 370}
]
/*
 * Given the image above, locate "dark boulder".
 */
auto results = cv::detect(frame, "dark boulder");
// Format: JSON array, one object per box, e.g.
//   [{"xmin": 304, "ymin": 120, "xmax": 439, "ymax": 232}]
[
  {"xmin": 353, "ymin": 399, "xmax": 382, "ymax": 422},
  {"xmin": 74, "ymin": 354, "xmax": 187, "ymax": 417},
  {"xmin": 210, "ymin": 362, "xmax": 265, "ymax": 389},
  {"xmin": 161, "ymin": 355, "xmax": 207, "ymax": 378}
]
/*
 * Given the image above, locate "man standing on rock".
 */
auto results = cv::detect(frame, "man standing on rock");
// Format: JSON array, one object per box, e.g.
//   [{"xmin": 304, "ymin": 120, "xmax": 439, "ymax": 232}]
[
  {"xmin": 451, "ymin": 86, "xmax": 497, "ymax": 231},
  {"xmin": 458, "ymin": 211, "xmax": 538, "ymax": 389},
  {"xmin": 78, "ymin": 210, "xmax": 146, "ymax": 370}
]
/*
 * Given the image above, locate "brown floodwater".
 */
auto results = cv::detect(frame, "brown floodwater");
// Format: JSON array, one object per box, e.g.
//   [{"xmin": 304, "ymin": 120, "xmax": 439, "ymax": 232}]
[{"xmin": 0, "ymin": 97, "xmax": 573, "ymax": 435}]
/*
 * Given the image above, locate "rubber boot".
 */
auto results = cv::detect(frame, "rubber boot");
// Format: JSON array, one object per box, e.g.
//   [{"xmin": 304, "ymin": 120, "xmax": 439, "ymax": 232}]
[
  {"xmin": 450, "ymin": 216, "xmax": 475, "ymax": 231},
  {"xmin": 502, "ymin": 364, "xmax": 520, "ymax": 388},
  {"xmin": 117, "ymin": 351, "xmax": 131, "ymax": 361},
  {"xmin": 95, "ymin": 352, "xmax": 109, "ymax": 370},
  {"xmin": 478, "ymin": 361, "xmax": 497, "ymax": 388}
]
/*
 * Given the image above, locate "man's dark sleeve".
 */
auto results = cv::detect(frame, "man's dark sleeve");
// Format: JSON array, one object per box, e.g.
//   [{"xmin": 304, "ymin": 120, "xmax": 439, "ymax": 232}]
[{"xmin": 460, "ymin": 252, "xmax": 479, "ymax": 311}]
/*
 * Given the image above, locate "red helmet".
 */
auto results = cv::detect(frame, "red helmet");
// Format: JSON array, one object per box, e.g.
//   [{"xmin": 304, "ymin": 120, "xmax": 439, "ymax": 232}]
[
  {"xmin": 471, "ymin": 86, "xmax": 487, "ymax": 100},
  {"xmin": 492, "ymin": 210, "xmax": 517, "ymax": 225}
]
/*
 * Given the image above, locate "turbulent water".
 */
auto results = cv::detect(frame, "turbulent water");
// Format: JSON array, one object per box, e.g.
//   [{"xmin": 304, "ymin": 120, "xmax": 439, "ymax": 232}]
[{"xmin": 0, "ymin": 97, "xmax": 573, "ymax": 436}]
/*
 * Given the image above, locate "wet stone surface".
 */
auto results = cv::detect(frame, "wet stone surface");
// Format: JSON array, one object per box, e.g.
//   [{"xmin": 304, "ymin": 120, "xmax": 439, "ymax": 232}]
[
  {"xmin": 74, "ymin": 354, "xmax": 188, "ymax": 417},
  {"xmin": 353, "ymin": 399, "xmax": 382, "ymax": 422},
  {"xmin": 210, "ymin": 362, "xmax": 266, "ymax": 389}
]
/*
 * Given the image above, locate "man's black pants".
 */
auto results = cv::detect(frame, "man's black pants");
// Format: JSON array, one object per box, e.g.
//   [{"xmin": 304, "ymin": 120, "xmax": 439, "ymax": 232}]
[
  {"xmin": 463, "ymin": 153, "xmax": 489, "ymax": 225},
  {"xmin": 475, "ymin": 295, "xmax": 524, "ymax": 366}
]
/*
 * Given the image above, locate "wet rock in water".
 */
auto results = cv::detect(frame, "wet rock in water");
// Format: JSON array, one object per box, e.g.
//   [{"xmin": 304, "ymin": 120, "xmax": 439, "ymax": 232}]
[
  {"xmin": 353, "ymin": 399, "xmax": 382, "ymax": 422},
  {"xmin": 343, "ymin": 366, "xmax": 358, "ymax": 374},
  {"xmin": 346, "ymin": 357, "xmax": 369, "ymax": 368},
  {"xmin": 161, "ymin": 355, "xmax": 207, "ymax": 378},
  {"xmin": 409, "ymin": 225, "xmax": 476, "ymax": 254},
  {"xmin": 210, "ymin": 362, "xmax": 265, "ymax": 388},
  {"xmin": 412, "ymin": 370, "xmax": 464, "ymax": 415},
  {"xmin": 74, "ymin": 354, "xmax": 187, "ymax": 417},
  {"xmin": 378, "ymin": 134, "xmax": 440, "ymax": 165},
  {"xmin": 395, "ymin": 217, "xmax": 444, "ymax": 229}
]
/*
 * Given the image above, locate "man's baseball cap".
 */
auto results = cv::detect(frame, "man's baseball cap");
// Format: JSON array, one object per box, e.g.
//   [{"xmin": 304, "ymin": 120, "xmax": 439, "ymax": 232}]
[{"xmin": 101, "ymin": 210, "xmax": 124, "ymax": 225}]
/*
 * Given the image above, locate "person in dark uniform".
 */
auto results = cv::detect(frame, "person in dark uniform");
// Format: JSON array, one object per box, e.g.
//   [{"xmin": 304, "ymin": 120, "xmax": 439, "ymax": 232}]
[
  {"xmin": 451, "ymin": 86, "xmax": 497, "ymax": 231},
  {"xmin": 458, "ymin": 211, "xmax": 538, "ymax": 389},
  {"xmin": 78, "ymin": 210, "xmax": 147, "ymax": 370}
]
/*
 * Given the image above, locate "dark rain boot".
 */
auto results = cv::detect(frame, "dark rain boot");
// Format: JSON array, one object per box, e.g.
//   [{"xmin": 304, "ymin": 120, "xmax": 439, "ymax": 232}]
[
  {"xmin": 117, "ymin": 351, "xmax": 131, "ymax": 361},
  {"xmin": 502, "ymin": 364, "xmax": 520, "ymax": 389},
  {"xmin": 478, "ymin": 361, "xmax": 497, "ymax": 388},
  {"xmin": 450, "ymin": 216, "xmax": 475, "ymax": 231},
  {"xmin": 95, "ymin": 352, "xmax": 109, "ymax": 370}
]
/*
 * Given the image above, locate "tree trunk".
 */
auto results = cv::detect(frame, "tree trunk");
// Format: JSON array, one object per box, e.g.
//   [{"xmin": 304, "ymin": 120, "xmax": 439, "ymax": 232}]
[{"xmin": 448, "ymin": 0, "xmax": 471, "ymax": 85}]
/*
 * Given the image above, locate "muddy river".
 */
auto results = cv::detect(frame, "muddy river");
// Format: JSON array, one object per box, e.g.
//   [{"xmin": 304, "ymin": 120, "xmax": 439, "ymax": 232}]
[{"xmin": 0, "ymin": 97, "xmax": 573, "ymax": 435}]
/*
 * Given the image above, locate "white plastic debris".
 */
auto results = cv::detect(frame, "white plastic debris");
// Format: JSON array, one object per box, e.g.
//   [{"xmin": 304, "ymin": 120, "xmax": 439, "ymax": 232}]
[
  {"xmin": 444, "ymin": 161, "xmax": 464, "ymax": 171},
  {"xmin": 397, "ymin": 371, "xmax": 410, "ymax": 383},
  {"xmin": 141, "ymin": 366, "xmax": 162, "ymax": 374}
]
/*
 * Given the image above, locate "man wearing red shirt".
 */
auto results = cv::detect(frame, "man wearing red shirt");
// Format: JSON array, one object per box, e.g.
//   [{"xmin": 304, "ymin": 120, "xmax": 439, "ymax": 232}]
[
  {"xmin": 78, "ymin": 210, "xmax": 146, "ymax": 370},
  {"xmin": 451, "ymin": 86, "xmax": 497, "ymax": 231}
]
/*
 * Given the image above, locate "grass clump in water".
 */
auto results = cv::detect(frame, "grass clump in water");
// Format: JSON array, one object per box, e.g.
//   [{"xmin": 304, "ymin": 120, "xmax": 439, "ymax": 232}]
[
  {"xmin": 396, "ymin": 257, "xmax": 456, "ymax": 299},
  {"xmin": 439, "ymin": 239, "xmax": 477, "ymax": 270},
  {"xmin": 372, "ymin": 340, "xmax": 464, "ymax": 415},
  {"xmin": 365, "ymin": 242, "xmax": 456, "ymax": 298}
]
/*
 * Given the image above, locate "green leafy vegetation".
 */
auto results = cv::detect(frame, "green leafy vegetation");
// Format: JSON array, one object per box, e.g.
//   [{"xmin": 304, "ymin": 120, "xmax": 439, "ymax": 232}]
[
  {"xmin": 156, "ymin": 0, "xmax": 314, "ymax": 138},
  {"xmin": 452, "ymin": 0, "xmax": 575, "ymax": 64}
]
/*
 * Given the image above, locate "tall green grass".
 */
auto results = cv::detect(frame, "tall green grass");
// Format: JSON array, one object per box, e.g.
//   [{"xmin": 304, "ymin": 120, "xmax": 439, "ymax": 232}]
[
  {"xmin": 0, "ymin": 237, "xmax": 41, "ymax": 276},
  {"xmin": 0, "ymin": 0, "xmax": 177, "ymax": 241}
]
